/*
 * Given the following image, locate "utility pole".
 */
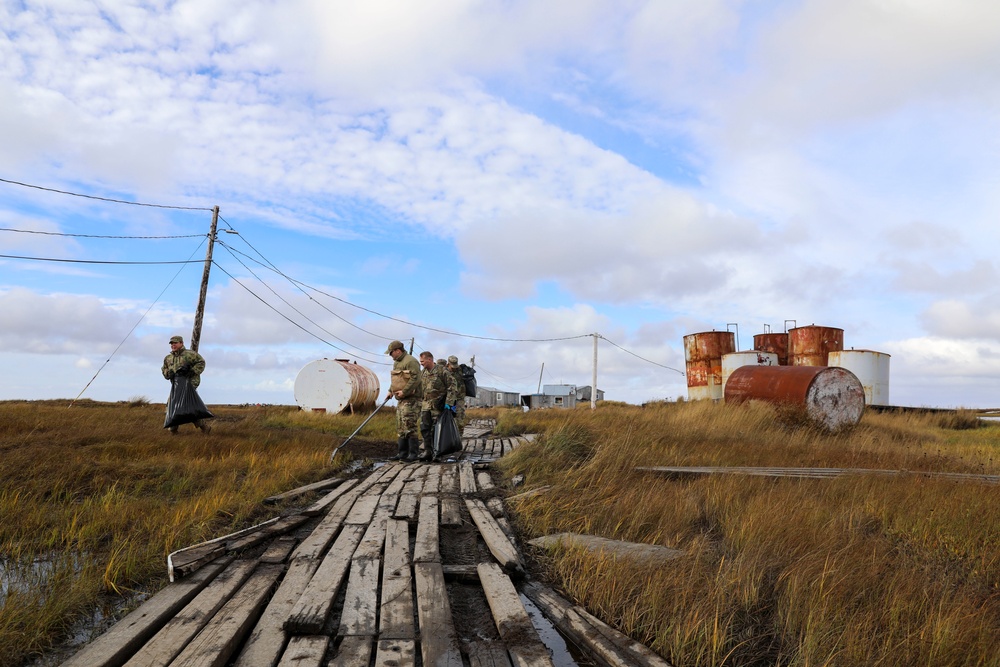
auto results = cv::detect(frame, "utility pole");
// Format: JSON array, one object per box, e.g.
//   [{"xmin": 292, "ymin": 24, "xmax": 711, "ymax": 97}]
[
  {"xmin": 190, "ymin": 206, "xmax": 219, "ymax": 353},
  {"xmin": 537, "ymin": 363, "xmax": 544, "ymax": 394},
  {"xmin": 592, "ymin": 333, "xmax": 598, "ymax": 410}
]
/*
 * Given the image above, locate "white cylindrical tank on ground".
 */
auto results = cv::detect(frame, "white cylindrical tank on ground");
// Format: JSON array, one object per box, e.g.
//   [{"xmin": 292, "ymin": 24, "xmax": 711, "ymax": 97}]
[
  {"xmin": 721, "ymin": 351, "xmax": 778, "ymax": 400},
  {"xmin": 828, "ymin": 350, "xmax": 890, "ymax": 407},
  {"xmin": 294, "ymin": 358, "xmax": 380, "ymax": 414}
]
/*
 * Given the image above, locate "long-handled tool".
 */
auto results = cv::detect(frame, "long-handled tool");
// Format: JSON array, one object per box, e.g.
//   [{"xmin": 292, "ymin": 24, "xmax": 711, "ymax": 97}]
[{"xmin": 329, "ymin": 396, "xmax": 391, "ymax": 462}]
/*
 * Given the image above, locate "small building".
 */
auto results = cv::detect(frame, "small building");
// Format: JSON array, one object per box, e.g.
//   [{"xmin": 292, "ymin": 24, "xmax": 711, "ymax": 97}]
[
  {"xmin": 575, "ymin": 386, "xmax": 605, "ymax": 402},
  {"xmin": 522, "ymin": 384, "xmax": 579, "ymax": 410},
  {"xmin": 466, "ymin": 385, "xmax": 521, "ymax": 408}
]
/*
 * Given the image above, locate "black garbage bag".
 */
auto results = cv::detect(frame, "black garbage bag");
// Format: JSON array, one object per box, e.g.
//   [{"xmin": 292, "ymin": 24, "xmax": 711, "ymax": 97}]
[
  {"xmin": 433, "ymin": 409, "xmax": 462, "ymax": 458},
  {"xmin": 164, "ymin": 375, "xmax": 214, "ymax": 429}
]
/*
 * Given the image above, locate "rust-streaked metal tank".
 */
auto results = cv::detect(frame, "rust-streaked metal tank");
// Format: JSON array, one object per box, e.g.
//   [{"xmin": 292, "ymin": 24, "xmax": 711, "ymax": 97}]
[
  {"xmin": 724, "ymin": 365, "xmax": 865, "ymax": 430},
  {"xmin": 828, "ymin": 349, "xmax": 890, "ymax": 407},
  {"xmin": 753, "ymin": 332, "xmax": 789, "ymax": 366},
  {"xmin": 294, "ymin": 358, "xmax": 380, "ymax": 414},
  {"xmin": 788, "ymin": 325, "xmax": 844, "ymax": 366},
  {"xmin": 684, "ymin": 331, "xmax": 736, "ymax": 401},
  {"xmin": 721, "ymin": 351, "xmax": 778, "ymax": 399}
]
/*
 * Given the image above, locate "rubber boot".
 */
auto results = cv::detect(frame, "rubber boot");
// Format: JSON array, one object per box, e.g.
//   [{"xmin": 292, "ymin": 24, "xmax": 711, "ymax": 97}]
[
  {"xmin": 404, "ymin": 434, "xmax": 421, "ymax": 462},
  {"xmin": 389, "ymin": 436, "xmax": 407, "ymax": 460}
]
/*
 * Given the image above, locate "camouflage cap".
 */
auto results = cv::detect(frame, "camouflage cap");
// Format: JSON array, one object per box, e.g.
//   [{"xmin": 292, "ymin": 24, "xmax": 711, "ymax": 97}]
[
  {"xmin": 385, "ymin": 340, "xmax": 405, "ymax": 354},
  {"xmin": 436, "ymin": 359, "xmax": 446, "ymax": 366},
  {"xmin": 447, "ymin": 355, "xmax": 458, "ymax": 365},
  {"xmin": 169, "ymin": 335, "xmax": 183, "ymax": 344}
]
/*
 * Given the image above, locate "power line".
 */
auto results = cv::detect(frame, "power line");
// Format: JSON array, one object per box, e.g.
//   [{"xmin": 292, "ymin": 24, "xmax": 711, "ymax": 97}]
[
  {"xmin": 0, "ymin": 227, "xmax": 205, "ymax": 239},
  {"xmin": 0, "ymin": 177, "xmax": 213, "ymax": 211},
  {"xmin": 0, "ymin": 254, "xmax": 204, "ymax": 265},
  {"xmin": 599, "ymin": 334, "xmax": 686, "ymax": 375}
]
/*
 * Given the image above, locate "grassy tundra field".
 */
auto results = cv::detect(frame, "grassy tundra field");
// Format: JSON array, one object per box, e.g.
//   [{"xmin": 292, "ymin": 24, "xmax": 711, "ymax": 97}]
[{"xmin": 2, "ymin": 398, "xmax": 1000, "ymax": 666}]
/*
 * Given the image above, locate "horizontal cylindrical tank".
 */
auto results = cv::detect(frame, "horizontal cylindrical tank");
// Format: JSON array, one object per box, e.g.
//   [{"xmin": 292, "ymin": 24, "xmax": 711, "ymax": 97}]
[
  {"xmin": 294, "ymin": 358, "xmax": 380, "ymax": 414},
  {"xmin": 753, "ymin": 332, "xmax": 789, "ymax": 366},
  {"xmin": 828, "ymin": 349, "xmax": 890, "ymax": 407},
  {"xmin": 721, "ymin": 351, "xmax": 778, "ymax": 399},
  {"xmin": 684, "ymin": 331, "xmax": 736, "ymax": 401},
  {"xmin": 724, "ymin": 365, "xmax": 865, "ymax": 430},
  {"xmin": 788, "ymin": 325, "xmax": 844, "ymax": 366}
]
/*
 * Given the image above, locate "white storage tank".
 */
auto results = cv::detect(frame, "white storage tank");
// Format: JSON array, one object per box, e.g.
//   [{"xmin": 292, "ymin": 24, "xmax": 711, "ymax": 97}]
[
  {"xmin": 294, "ymin": 358, "xmax": 380, "ymax": 414},
  {"xmin": 721, "ymin": 351, "xmax": 778, "ymax": 401},
  {"xmin": 828, "ymin": 349, "xmax": 890, "ymax": 407}
]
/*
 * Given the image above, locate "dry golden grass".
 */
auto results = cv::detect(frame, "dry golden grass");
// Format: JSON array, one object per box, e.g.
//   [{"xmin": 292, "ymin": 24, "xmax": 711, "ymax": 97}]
[
  {"xmin": 495, "ymin": 401, "xmax": 1000, "ymax": 666},
  {"xmin": 0, "ymin": 399, "xmax": 394, "ymax": 666}
]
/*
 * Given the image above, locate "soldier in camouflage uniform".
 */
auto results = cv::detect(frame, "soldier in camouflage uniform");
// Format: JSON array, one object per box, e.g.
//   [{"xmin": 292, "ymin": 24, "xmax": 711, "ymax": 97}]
[
  {"xmin": 385, "ymin": 340, "xmax": 422, "ymax": 460},
  {"xmin": 447, "ymin": 355, "xmax": 467, "ymax": 432},
  {"xmin": 161, "ymin": 335, "xmax": 210, "ymax": 434},
  {"xmin": 418, "ymin": 352, "xmax": 462, "ymax": 461}
]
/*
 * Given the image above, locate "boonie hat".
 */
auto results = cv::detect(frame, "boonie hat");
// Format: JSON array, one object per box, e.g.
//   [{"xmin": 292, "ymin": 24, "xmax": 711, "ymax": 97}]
[
  {"xmin": 169, "ymin": 335, "xmax": 183, "ymax": 344},
  {"xmin": 385, "ymin": 340, "xmax": 405, "ymax": 354}
]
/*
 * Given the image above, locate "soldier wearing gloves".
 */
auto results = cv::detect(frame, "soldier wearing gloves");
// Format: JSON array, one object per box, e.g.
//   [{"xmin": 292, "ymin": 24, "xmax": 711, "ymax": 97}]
[
  {"xmin": 418, "ymin": 352, "xmax": 462, "ymax": 461},
  {"xmin": 162, "ymin": 335, "xmax": 211, "ymax": 434}
]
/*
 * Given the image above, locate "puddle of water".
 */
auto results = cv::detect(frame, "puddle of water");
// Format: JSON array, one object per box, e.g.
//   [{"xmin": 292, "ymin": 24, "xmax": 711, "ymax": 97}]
[{"xmin": 520, "ymin": 593, "xmax": 597, "ymax": 667}]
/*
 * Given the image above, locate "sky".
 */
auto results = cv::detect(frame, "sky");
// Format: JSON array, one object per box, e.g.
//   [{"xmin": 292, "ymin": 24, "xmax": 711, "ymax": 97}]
[{"xmin": 2, "ymin": 0, "xmax": 1000, "ymax": 410}]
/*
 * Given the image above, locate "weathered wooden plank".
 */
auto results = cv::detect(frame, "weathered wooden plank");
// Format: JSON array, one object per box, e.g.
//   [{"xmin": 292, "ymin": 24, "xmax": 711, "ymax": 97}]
[
  {"xmin": 379, "ymin": 519, "xmax": 415, "ymax": 640},
  {"xmin": 459, "ymin": 462, "xmax": 477, "ymax": 494},
  {"xmin": 264, "ymin": 477, "xmax": 343, "ymax": 504},
  {"xmin": 440, "ymin": 496, "xmax": 463, "ymax": 527},
  {"xmin": 486, "ymin": 497, "xmax": 505, "ymax": 519},
  {"xmin": 168, "ymin": 542, "xmax": 227, "ymax": 580},
  {"xmin": 465, "ymin": 499, "xmax": 523, "ymax": 575},
  {"xmin": 331, "ymin": 635, "xmax": 373, "ymax": 667},
  {"xmin": 374, "ymin": 639, "xmax": 416, "ymax": 667},
  {"xmin": 441, "ymin": 564, "xmax": 480, "ymax": 582},
  {"xmin": 259, "ymin": 536, "xmax": 298, "ymax": 564},
  {"xmin": 476, "ymin": 472, "xmax": 494, "ymax": 491},
  {"xmin": 60, "ymin": 558, "xmax": 231, "ymax": 667},
  {"xmin": 345, "ymin": 486, "xmax": 384, "ymax": 524},
  {"xmin": 292, "ymin": 485, "xmax": 364, "ymax": 560},
  {"xmin": 225, "ymin": 515, "xmax": 310, "ymax": 553},
  {"xmin": 285, "ymin": 523, "xmax": 366, "ymax": 634},
  {"xmin": 394, "ymin": 491, "xmax": 420, "ymax": 520},
  {"xmin": 339, "ymin": 557, "xmax": 381, "ymax": 636},
  {"xmin": 276, "ymin": 635, "xmax": 328, "ymax": 667},
  {"xmin": 477, "ymin": 563, "xmax": 554, "ymax": 667},
  {"xmin": 377, "ymin": 491, "xmax": 399, "ymax": 515},
  {"xmin": 521, "ymin": 581, "xmax": 673, "ymax": 667},
  {"xmin": 423, "ymin": 465, "xmax": 442, "ymax": 494},
  {"xmin": 527, "ymin": 533, "xmax": 684, "ymax": 564},
  {"xmin": 303, "ymin": 478, "xmax": 359, "ymax": 517},
  {"xmin": 354, "ymin": 508, "xmax": 390, "ymax": 561},
  {"xmin": 440, "ymin": 466, "xmax": 460, "ymax": 493},
  {"xmin": 124, "ymin": 559, "xmax": 257, "ymax": 667},
  {"xmin": 167, "ymin": 563, "xmax": 284, "ymax": 667},
  {"xmin": 414, "ymin": 562, "xmax": 463, "ymax": 667},
  {"xmin": 384, "ymin": 466, "xmax": 414, "ymax": 495},
  {"xmin": 233, "ymin": 557, "xmax": 321, "ymax": 667},
  {"xmin": 505, "ymin": 486, "xmax": 551, "ymax": 504},
  {"xmin": 467, "ymin": 641, "xmax": 514, "ymax": 667},
  {"xmin": 413, "ymin": 495, "xmax": 440, "ymax": 563}
]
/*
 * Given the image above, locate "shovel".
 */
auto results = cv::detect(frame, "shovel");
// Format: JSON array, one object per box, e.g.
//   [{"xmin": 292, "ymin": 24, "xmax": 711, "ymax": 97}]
[{"xmin": 329, "ymin": 396, "xmax": 391, "ymax": 462}]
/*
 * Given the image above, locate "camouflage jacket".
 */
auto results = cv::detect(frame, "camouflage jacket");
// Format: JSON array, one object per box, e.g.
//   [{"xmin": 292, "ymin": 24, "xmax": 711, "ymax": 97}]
[
  {"xmin": 162, "ymin": 348, "xmax": 206, "ymax": 389},
  {"xmin": 392, "ymin": 352, "xmax": 422, "ymax": 401},
  {"xmin": 421, "ymin": 363, "xmax": 451, "ymax": 411}
]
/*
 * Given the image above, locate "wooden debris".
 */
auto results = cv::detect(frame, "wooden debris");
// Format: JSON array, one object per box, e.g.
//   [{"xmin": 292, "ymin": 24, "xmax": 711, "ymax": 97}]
[
  {"xmin": 440, "ymin": 496, "xmax": 464, "ymax": 527},
  {"xmin": 303, "ymin": 478, "xmax": 359, "ymax": 517},
  {"xmin": 527, "ymin": 533, "xmax": 684, "ymax": 564},
  {"xmin": 505, "ymin": 486, "xmax": 551, "ymax": 504},
  {"xmin": 414, "ymin": 562, "xmax": 463, "ymax": 667},
  {"xmin": 264, "ymin": 477, "xmax": 343, "ymax": 504},
  {"xmin": 465, "ymin": 498, "xmax": 523, "ymax": 575},
  {"xmin": 276, "ymin": 635, "xmax": 328, "ymax": 667}
]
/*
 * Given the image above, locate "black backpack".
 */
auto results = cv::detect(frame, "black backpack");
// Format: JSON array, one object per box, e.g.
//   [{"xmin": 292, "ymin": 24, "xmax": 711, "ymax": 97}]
[{"xmin": 459, "ymin": 364, "xmax": 477, "ymax": 397}]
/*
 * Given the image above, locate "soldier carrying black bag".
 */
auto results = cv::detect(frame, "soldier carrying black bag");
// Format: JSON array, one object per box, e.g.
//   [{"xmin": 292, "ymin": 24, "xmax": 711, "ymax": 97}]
[{"xmin": 162, "ymin": 335, "xmax": 213, "ymax": 435}]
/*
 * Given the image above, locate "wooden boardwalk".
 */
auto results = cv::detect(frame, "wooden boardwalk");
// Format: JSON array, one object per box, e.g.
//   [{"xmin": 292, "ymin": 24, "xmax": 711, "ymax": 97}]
[{"xmin": 62, "ymin": 420, "xmax": 671, "ymax": 667}]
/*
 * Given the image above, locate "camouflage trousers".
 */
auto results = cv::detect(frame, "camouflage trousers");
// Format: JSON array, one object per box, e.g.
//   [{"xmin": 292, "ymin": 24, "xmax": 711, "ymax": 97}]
[
  {"xmin": 395, "ymin": 399, "xmax": 420, "ymax": 438},
  {"xmin": 454, "ymin": 400, "xmax": 466, "ymax": 431}
]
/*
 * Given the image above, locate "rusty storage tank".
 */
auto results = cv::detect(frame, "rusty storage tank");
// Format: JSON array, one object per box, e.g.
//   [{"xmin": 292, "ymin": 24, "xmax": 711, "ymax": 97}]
[
  {"xmin": 724, "ymin": 365, "xmax": 865, "ymax": 430},
  {"xmin": 721, "ymin": 351, "xmax": 778, "ymax": 400},
  {"xmin": 294, "ymin": 358, "xmax": 380, "ymax": 414},
  {"xmin": 684, "ymin": 331, "xmax": 736, "ymax": 401},
  {"xmin": 788, "ymin": 325, "xmax": 844, "ymax": 366},
  {"xmin": 753, "ymin": 332, "xmax": 789, "ymax": 366},
  {"xmin": 828, "ymin": 349, "xmax": 890, "ymax": 407}
]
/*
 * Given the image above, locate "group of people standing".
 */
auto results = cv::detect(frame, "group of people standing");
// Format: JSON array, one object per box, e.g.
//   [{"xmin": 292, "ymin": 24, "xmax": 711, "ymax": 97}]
[{"xmin": 385, "ymin": 340, "xmax": 467, "ymax": 462}]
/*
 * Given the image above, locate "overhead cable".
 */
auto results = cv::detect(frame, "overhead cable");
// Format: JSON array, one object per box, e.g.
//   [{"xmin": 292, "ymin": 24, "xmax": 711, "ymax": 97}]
[
  {"xmin": 0, "ymin": 227, "xmax": 205, "ymax": 239},
  {"xmin": 599, "ymin": 334, "xmax": 686, "ymax": 375},
  {"xmin": 0, "ymin": 177, "xmax": 213, "ymax": 211},
  {"xmin": 0, "ymin": 254, "xmax": 204, "ymax": 265}
]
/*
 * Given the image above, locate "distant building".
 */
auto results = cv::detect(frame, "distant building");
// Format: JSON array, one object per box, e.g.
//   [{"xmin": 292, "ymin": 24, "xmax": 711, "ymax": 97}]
[
  {"xmin": 466, "ymin": 385, "xmax": 521, "ymax": 408},
  {"xmin": 521, "ymin": 383, "xmax": 603, "ymax": 409}
]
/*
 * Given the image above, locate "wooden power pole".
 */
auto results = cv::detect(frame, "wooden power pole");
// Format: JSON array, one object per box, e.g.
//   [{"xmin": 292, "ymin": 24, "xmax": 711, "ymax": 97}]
[{"xmin": 190, "ymin": 206, "xmax": 219, "ymax": 352}]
